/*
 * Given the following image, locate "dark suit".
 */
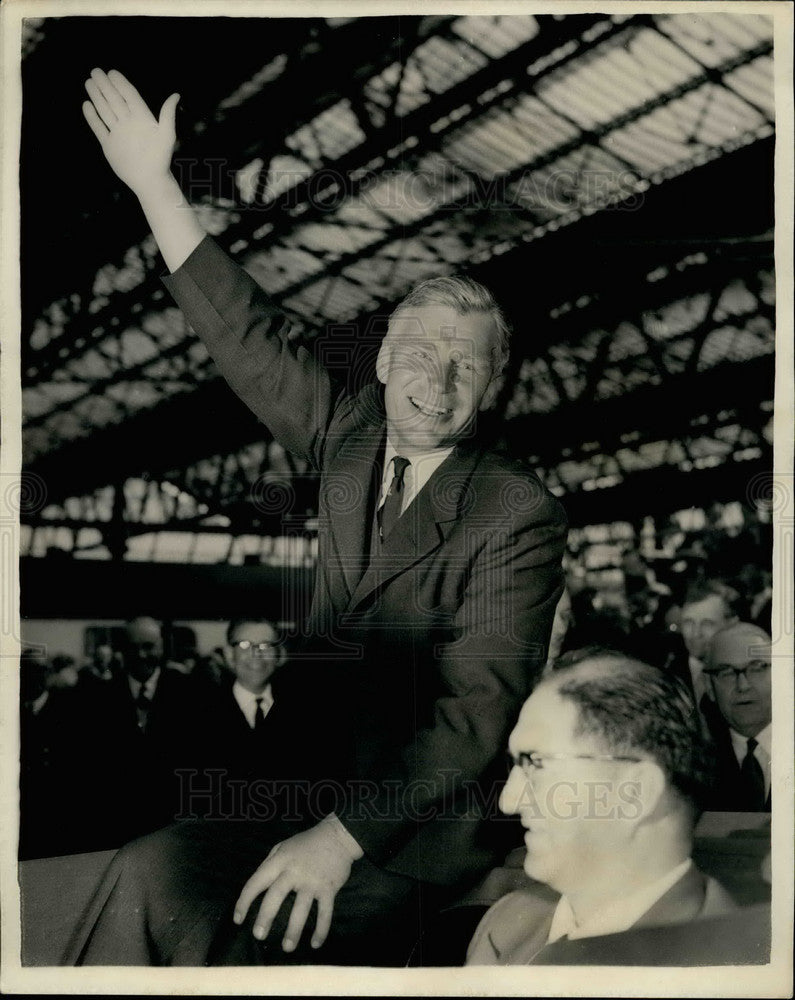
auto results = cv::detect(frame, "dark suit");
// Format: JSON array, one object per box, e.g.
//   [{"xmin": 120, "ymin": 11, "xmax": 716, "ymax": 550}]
[
  {"xmin": 19, "ymin": 690, "xmax": 86, "ymax": 860},
  {"xmin": 180, "ymin": 676, "xmax": 324, "ymax": 823},
  {"xmin": 466, "ymin": 865, "xmax": 746, "ymax": 965},
  {"xmin": 66, "ymin": 666, "xmax": 216, "ymax": 850},
  {"xmin": 706, "ymin": 720, "xmax": 771, "ymax": 812},
  {"xmin": 67, "ymin": 236, "xmax": 566, "ymax": 965},
  {"xmin": 160, "ymin": 236, "xmax": 567, "ymax": 882}
]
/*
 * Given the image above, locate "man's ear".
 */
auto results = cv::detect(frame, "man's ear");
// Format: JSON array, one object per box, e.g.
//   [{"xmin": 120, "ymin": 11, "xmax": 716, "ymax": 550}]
[
  {"xmin": 479, "ymin": 372, "xmax": 504, "ymax": 411},
  {"xmin": 625, "ymin": 759, "xmax": 668, "ymax": 824},
  {"xmin": 376, "ymin": 338, "xmax": 392, "ymax": 384}
]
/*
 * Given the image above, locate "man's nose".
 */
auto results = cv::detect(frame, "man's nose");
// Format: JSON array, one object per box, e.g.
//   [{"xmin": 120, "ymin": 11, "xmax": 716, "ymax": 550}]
[
  {"xmin": 499, "ymin": 765, "xmax": 525, "ymax": 815},
  {"xmin": 735, "ymin": 669, "xmax": 752, "ymax": 691}
]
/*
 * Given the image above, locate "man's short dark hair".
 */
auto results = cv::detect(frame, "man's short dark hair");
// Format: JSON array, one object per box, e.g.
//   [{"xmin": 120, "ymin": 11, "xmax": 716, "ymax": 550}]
[
  {"xmin": 226, "ymin": 618, "xmax": 281, "ymax": 646},
  {"xmin": 551, "ymin": 649, "xmax": 713, "ymax": 817},
  {"xmin": 681, "ymin": 578, "xmax": 740, "ymax": 615}
]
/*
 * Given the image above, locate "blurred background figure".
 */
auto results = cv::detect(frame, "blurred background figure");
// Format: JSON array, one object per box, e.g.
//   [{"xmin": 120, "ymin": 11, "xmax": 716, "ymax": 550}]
[
  {"xmin": 48, "ymin": 654, "xmax": 80, "ymax": 690},
  {"xmin": 704, "ymin": 622, "xmax": 772, "ymax": 812},
  {"xmin": 675, "ymin": 579, "xmax": 740, "ymax": 738}
]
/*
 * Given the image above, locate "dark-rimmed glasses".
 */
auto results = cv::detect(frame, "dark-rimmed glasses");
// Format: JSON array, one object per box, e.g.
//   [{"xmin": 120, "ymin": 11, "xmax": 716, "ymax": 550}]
[
  {"xmin": 508, "ymin": 750, "xmax": 642, "ymax": 777},
  {"xmin": 704, "ymin": 659, "xmax": 769, "ymax": 684}
]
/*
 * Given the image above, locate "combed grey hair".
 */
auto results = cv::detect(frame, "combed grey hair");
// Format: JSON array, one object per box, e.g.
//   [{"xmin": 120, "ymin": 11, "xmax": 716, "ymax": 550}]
[{"xmin": 391, "ymin": 275, "xmax": 511, "ymax": 377}]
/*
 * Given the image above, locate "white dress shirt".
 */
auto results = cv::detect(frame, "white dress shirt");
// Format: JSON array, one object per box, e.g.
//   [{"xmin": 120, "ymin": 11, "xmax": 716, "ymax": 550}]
[
  {"xmin": 547, "ymin": 858, "xmax": 693, "ymax": 943},
  {"xmin": 128, "ymin": 668, "xmax": 160, "ymax": 702},
  {"xmin": 378, "ymin": 439, "xmax": 454, "ymax": 516},
  {"xmin": 129, "ymin": 668, "xmax": 161, "ymax": 728},
  {"xmin": 730, "ymin": 722, "xmax": 772, "ymax": 798},
  {"xmin": 232, "ymin": 681, "xmax": 274, "ymax": 729}
]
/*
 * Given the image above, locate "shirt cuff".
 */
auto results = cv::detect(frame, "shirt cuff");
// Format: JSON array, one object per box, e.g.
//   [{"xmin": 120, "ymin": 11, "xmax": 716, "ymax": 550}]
[{"xmin": 322, "ymin": 813, "xmax": 364, "ymax": 862}]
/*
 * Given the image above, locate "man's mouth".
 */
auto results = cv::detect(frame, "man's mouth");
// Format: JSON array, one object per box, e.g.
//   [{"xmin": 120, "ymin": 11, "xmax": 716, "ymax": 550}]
[{"xmin": 409, "ymin": 396, "xmax": 451, "ymax": 418}]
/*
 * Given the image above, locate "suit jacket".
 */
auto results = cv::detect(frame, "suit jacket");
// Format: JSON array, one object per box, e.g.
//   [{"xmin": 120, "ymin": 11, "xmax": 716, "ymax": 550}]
[
  {"xmin": 706, "ymin": 719, "xmax": 771, "ymax": 812},
  {"xmin": 66, "ymin": 666, "xmax": 216, "ymax": 848},
  {"xmin": 466, "ymin": 865, "xmax": 741, "ymax": 965},
  {"xmin": 185, "ymin": 675, "xmax": 326, "ymax": 823},
  {"xmin": 162, "ymin": 236, "xmax": 567, "ymax": 886}
]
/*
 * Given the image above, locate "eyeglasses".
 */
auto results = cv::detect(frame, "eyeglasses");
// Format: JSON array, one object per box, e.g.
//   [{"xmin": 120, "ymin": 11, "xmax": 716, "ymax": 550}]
[
  {"xmin": 231, "ymin": 640, "xmax": 278, "ymax": 654},
  {"xmin": 507, "ymin": 750, "xmax": 642, "ymax": 776},
  {"xmin": 704, "ymin": 660, "xmax": 770, "ymax": 684}
]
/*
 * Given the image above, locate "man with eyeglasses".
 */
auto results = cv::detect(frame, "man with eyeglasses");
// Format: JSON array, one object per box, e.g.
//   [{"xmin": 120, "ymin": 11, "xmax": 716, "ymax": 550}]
[
  {"xmin": 466, "ymin": 651, "xmax": 742, "ymax": 965},
  {"xmin": 704, "ymin": 622, "xmax": 772, "ymax": 812},
  {"xmin": 178, "ymin": 619, "xmax": 314, "ymax": 822}
]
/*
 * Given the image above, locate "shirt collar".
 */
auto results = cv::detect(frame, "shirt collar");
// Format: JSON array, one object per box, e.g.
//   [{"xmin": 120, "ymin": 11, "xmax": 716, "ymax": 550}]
[
  {"xmin": 128, "ymin": 667, "xmax": 160, "ymax": 701},
  {"xmin": 232, "ymin": 681, "xmax": 274, "ymax": 727},
  {"xmin": 381, "ymin": 438, "xmax": 454, "ymax": 507},
  {"xmin": 547, "ymin": 858, "xmax": 693, "ymax": 943},
  {"xmin": 730, "ymin": 721, "xmax": 771, "ymax": 761},
  {"xmin": 29, "ymin": 690, "xmax": 49, "ymax": 715}
]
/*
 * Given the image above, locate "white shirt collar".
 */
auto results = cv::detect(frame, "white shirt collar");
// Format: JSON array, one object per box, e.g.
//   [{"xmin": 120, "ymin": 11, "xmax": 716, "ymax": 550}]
[
  {"xmin": 547, "ymin": 858, "xmax": 693, "ymax": 944},
  {"xmin": 688, "ymin": 655, "xmax": 707, "ymax": 698},
  {"xmin": 29, "ymin": 690, "xmax": 49, "ymax": 715},
  {"xmin": 232, "ymin": 681, "xmax": 274, "ymax": 729},
  {"xmin": 379, "ymin": 438, "xmax": 454, "ymax": 514},
  {"xmin": 128, "ymin": 667, "xmax": 160, "ymax": 701},
  {"xmin": 729, "ymin": 722, "xmax": 771, "ymax": 794}
]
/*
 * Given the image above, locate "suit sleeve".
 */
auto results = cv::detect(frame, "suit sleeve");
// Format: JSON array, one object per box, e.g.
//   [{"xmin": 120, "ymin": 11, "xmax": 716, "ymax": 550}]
[
  {"xmin": 161, "ymin": 236, "xmax": 341, "ymax": 467},
  {"xmin": 339, "ymin": 486, "xmax": 567, "ymax": 862}
]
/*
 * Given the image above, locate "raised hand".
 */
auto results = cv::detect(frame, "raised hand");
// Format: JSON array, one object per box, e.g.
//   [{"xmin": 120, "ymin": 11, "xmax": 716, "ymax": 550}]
[{"xmin": 83, "ymin": 68, "xmax": 179, "ymax": 198}]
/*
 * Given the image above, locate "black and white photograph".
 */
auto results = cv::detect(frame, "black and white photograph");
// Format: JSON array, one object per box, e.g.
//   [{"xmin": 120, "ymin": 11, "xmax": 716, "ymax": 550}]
[{"xmin": 1, "ymin": 1, "xmax": 792, "ymax": 994}]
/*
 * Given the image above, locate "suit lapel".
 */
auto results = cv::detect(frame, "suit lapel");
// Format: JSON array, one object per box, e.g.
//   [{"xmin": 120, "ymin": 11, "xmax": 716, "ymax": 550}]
[
  {"xmin": 347, "ymin": 442, "xmax": 483, "ymax": 613},
  {"xmin": 322, "ymin": 427, "xmax": 386, "ymax": 602}
]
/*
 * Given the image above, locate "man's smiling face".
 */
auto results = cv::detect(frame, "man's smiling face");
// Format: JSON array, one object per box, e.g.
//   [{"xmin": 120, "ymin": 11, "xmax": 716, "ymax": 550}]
[{"xmin": 377, "ymin": 303, "xmax": 498, "ymax": 455}]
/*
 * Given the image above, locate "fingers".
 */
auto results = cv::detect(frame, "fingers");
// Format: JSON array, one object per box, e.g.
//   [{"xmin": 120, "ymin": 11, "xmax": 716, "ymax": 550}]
[
  {"xmin": 158, "ymin": 92, "xmax": 180, "ymax": 136},
  {"xmin": 281, "ymin": 891, "xmax": 314, "ymax": 952},
  {"xmin": 233, "ymin": 857, "xmax": 278, "ymax": 925},
  {"xmin": 84, "ymin": 78, "xmax": 117, "ymax": 130},
  {"xmin": 312, "ymin": 893, "xmax": 334, "ymax": 950},
  {"xmin": 107, "ymin": 69, "xmax": 151, "ymax": 115},
  {"xmin": 252, "ymin": 872, "xmax": 293, "ymax": 942},
  {"xmin": 89, "ymin": 67, "xmax": 129, "ymax": 120},
  {"xmin": 82, "ymin": 101, "xmax": 108, "ymax": 143}
]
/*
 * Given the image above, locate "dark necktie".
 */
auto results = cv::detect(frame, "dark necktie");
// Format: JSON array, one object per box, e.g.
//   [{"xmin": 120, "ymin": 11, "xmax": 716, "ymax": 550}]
[
  {"xmin": 378, "ymin": 456, "xmax": 410, "ymax": 542},
  {"xmin": 135, "ymin": 689, "xmax": 151, "ymax": 731},
  {"xmin": 740, "ymin": 737, "xmax": 767, "ymax": 810},
  {"xmin": 253, "ymin": 696, "xmax": 268, "ymax": 734}
]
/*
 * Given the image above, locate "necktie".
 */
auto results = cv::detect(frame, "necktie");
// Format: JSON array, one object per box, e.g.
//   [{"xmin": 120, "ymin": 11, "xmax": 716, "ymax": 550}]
[
  {"xmin": 740, "ymin": 737, "xmax": 766, "ymax": 810},
  {"xmin": 379, "ymin": 456, "xmax": 410, "ymax": 542},
  {"xmin": 135, "ymin": 689, "xmax": 151, "ymax": 731},
  {"xmin": 253, "ymin": 696, "xmax": 268, "ymax": 733}
]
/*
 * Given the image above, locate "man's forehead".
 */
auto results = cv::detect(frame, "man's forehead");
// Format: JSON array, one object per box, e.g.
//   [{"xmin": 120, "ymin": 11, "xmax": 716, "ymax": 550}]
[
  {"xmin": 711, "ymin": 629, "xmax": 771, "ymax": 663},
  {"xmin": 388, "ymin": 307, "xmax": 496, "ymax": 342},
  {"xmin": 230, "ymin": 621, "xmax": 277, "ymax": 640},
  {"xmin": 510, "ymin": 682, "xmax": 577, "ymax": 746},
  {"xmin": 682, "ymin": 594, "xmax": 729, "ymax": 617},
  {"xmin": 126, "ymin": 618, "xmax": 161, "ymax": 641}
]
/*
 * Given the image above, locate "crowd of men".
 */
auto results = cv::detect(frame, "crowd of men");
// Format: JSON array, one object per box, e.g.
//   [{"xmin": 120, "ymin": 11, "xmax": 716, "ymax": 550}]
[
  {"xmin": 20, "ymin": 587, "xmax": 773, "ymax": 965},
  {"xmin": 17, "ymin": 65, "xmax": 775, "ymax": 969},
  {"xmin": 20, "ymin": 566, "xmax": 774, "ymax": 862}
]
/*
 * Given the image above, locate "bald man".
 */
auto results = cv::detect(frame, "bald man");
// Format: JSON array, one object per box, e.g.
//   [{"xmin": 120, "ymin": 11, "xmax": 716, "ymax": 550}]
[
  {"xmin": 704, "ymin": 622, "xmax": 772, "ymax": 812},
  {"xmin": 66, "ymin": 617, "xmax": 215, "ymax": 849}
]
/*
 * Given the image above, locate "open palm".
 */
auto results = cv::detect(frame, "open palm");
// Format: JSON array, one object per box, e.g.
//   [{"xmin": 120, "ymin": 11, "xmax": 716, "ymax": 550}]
[{"xmin": 83, "ymin": 68, "xmax": 179, "ymax": 195}]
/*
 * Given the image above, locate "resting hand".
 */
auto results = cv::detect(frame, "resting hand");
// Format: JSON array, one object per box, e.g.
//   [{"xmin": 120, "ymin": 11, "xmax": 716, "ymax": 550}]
[
  {"xmin": 82, "ymin": 68, "xmax": 178, "ymax": 197},
  {"xmin": 234, "ymin": 820, "xmax": 358, "ymax": 952}
]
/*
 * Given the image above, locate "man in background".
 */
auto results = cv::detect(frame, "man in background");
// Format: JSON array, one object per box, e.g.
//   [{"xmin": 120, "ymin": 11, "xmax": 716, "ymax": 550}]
[
  {"xmin": 677, "ymin": 579, "xmax": 740, "ymax": 737},
  {"xmin": 704, "ymin": 622, "xmax": 772, "ymax": 812}
]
